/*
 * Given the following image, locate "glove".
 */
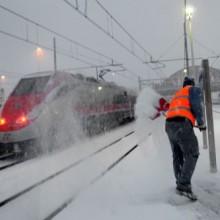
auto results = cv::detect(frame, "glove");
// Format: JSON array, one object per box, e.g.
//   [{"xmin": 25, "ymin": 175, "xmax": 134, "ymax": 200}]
[{"xmin": 198, "ymin": 124, "xmax": 206, "ymax": 131}]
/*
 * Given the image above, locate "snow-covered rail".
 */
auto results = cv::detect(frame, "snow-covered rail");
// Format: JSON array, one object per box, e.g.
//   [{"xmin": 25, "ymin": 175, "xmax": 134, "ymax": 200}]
[
  {"xmin": 0, "ymin": 159, "xmax": 25, "ymax": 171},
  {"xmin": 0, "ymin": 131, "xmax": 135, "ymax": 211},
  {"xmin": 44, "ymin": 143, "xmax": 138, "ymax": 220},
  {"xmin": 0, "ymin": 153, "xmax": 29, "ymax": 171},
  {"xmin": 0, "ymin": 153, "xmax": 14, "ymax": 160}
]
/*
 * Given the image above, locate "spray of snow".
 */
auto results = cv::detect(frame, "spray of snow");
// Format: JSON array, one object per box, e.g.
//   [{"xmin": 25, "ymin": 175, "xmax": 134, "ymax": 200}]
[
  {"xmin": 134, "ymin": 87, "xmax": 160, "ymax": 138},
  {"xmin": 37, "ymin": 89, "xmax": 86, "ymax": 154},
  {"xmin": 134, "ymin": 86, "xmax": 173, "ymax": 191},
  {"xmin": 134, "ymin": 86, "xmax": 171, "ymax": 165}
]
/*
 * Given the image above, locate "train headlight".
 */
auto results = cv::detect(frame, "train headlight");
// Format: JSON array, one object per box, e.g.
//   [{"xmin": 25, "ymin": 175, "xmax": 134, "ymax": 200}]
[
  {"xmin": 0, "ymin": 118, "xmax": 6, "ymax": 126},
  {"xmin": 15, "ymin": 115, "xmax": 29, "ymax": 126}
]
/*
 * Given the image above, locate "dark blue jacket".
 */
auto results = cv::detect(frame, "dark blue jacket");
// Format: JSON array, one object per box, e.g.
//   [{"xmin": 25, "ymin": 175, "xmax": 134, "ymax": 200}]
[{"xmin": 189, "ymin": 86, "xmax": 204, "ymax": 126}]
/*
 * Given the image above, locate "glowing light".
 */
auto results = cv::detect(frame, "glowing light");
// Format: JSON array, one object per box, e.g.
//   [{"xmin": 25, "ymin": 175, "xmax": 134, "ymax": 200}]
[
  {"xmin": 186, "ymin": 6, "xmax": 194, "ymax": 20},
  {"xmin": 0, "ymin": 75, "xmax": 6, "ymax": 80},
  {"xmin": 15, "ymin": 115, "xmax": 28, "ymax": 125},
  {"xmin": 183, "ymin": 68, "xmax": 187, "ymax": 73},
  {"xmin": 35, "ymin": 47, "xmax": 44, "ymax": 58},
  {"xmin": 0, "ymin": 118, "xmax": 6, "ymax": 126},
  {"xmin": 98, "ymin": 86, "xmax": 103, "ymax": 91}
]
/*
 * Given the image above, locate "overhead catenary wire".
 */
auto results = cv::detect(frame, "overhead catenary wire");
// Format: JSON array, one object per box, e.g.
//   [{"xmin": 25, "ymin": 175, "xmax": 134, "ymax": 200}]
[
  {"xmin": 0, "ymin": 29, "xmax": 94, "ymax": 66},
  {"xmin": 146, "ymin": 34, "xmax": 220, "ymax": 69},
  {"xmin": 62, "ymin": 0, "xmax": 145, "ymax": 62},
  {"xmin": 55, "ymin": 44, "xmax": 108, "ymax": 65},
  {"xmin": 62, "ymin": 64, "xmax": 140, "ymax": 80},
  {"xmin": 61, "ymin": 0, "xmax": 160, "ymax": 75},
  {"xmin": 94, "ymin": 0, "xmax": 164, "ymax": 78},
  {"xmin": 211, "ymin": 56, "xmax": 220, "ymax": 67},
  {"xmin": 145, "ymin": 34, "xmax": 184, "ymax": 78},
  {"xmin": 0, "ymin": 28, "xmax": 141, "ymax": 81},
  {"xmin": 114, "ymin": 71, "xmax": 138, "ymax": 81},
  {"xmin": 62, "ymin": 64, "xmax": 124, "ymax": 72},
  {"xmin": 157, "ymin": 35, "xmax": 184, "ymax": 60},
  {"xmin": 145, "ymin": 55, "xmax": 220, "ymax": 64},
  {"xmin": 192, "ymin": 37, "xmax": 218, "ymax": 56},
  {"xmin": 0, "ymin": 3, "xmax": 143, "ymax": 80},
  {"xmin": 1, "ymin": 27, "xmax": 139, "ymax": 81},
  {"xmin": 0, "ymin": 4, "xmax": 115, "ymax": 64},
  {"xmin": 0, "ymin": 69, "xmax": 21, "ymax": 75},
  {"xmin": 191, "ymin": 37, "xmax": 220, "ymax": 67},
  {"xmin": 95, "ymin": 0, "xmax": 153, "ymax": 58},
  {"xmin": 77, "ymin": 52, "xmax": 108, "ymax": 64},
  {"xmin": 0, "ymin": 30, "xmax": 135, "ymax": 79}
]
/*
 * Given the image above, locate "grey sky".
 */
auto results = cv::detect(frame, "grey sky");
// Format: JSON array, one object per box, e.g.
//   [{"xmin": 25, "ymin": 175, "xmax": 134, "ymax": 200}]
[{"xmin": 0, "ymin": 0, "xmax": 220, "ymax": 91}]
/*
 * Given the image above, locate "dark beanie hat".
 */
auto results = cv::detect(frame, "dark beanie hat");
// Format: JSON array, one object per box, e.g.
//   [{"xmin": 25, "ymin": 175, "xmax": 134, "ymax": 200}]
[{"xmin": 183, "ymin": 76, "xmax": 195, "ymax": 87}]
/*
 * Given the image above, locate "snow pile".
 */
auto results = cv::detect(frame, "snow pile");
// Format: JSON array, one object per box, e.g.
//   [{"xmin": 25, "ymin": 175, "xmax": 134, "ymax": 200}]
[{"xmin": 134, "ymin": 87, "xmax": 161, "ymax": 140}]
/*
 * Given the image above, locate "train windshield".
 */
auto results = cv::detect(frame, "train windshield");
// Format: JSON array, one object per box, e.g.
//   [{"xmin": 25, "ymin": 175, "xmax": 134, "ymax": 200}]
[{"xmin": 12, "ymin": 76, "xmax": 50, "ymax": 96}]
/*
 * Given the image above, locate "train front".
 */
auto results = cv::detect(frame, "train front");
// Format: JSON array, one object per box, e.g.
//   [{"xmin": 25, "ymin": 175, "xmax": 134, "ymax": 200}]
[{"xmin": 0, "ymin": 74, "xmax": 50, "ymax": 154}]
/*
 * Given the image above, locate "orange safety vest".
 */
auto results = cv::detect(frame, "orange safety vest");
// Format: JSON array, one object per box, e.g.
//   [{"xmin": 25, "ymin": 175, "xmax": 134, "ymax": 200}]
[{"xmin": 166, "ymin": 86, "xmax": 196, "ymax": 126}]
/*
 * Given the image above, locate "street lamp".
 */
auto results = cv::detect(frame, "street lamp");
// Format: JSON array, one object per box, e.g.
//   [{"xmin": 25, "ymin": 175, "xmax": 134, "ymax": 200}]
[
  {"xmin": 183, "ymin": 68, "xmax": 188, "ymax": 75},
  {"xmin": 0, "ymin": 75, "xmax": 6, "ymax": 80},
  {"xmin": 185, "ymin": 6, "xmax": 194, "ymax": 20},
  {"xmin": 35, "ymin": 47, "xmax": 44, "ymax": 58},
  {"xmin": 186, "ymin": 5, "xmax": 196, "ymax": 80},
  {"xmin": 35, "ymin": 47, "xmax": 45, "ymax": 71}
]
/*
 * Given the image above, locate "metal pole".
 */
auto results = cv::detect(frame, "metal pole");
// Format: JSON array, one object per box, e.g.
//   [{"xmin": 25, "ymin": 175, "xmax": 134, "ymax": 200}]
[
  {"xmin": 53, "ymin": 37, "xmax": 57, "ymax": 73},
  {"xmin": 0, "ymin": 88, "xmax": 4, "ymax": 108},
  {"xmin": 202, "ymin": 93, "xmax": 208, "ymax": 149},
  {"xmin": 202, "ymin": 59, "xmax": 217, "ymax": 173},
  {"xmin": 184, "ymin": 0, "xmax": 190, "ymax": 76},
  {"xmin": 199, "ymin": 68, "xmax": 208, "ymax": 149},
  {"xmin": 75, "ymin": 0, "xmax": 79, "ymax": 9},
  {"xmin": 138, "ymin": 76, "xmax": 142, "ymax": 91},
  {"xmin": 96, "ymin": 67, "xmax": 99, "ymax": 80},
  {"xmin": 84, "ymin": 0, "xmax": 88, "ymax": 16},
  {"xmin": 188, "ymin": 17, "xmax": 196, "ymax": 80}
]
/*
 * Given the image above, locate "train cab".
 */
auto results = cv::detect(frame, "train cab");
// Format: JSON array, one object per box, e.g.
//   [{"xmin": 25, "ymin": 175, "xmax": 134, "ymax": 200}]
[{"xmin": 0, "ymin": 72, "xmax": 52, "ymax": 153}]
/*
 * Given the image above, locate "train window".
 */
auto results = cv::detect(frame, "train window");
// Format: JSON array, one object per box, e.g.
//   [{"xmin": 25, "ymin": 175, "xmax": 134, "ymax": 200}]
[
  {"xmin": 113, "ymin": 94, "xmax": 128, "ymax": 104},
  {"xmin": 12, "ymin": 76, "xmax": 50, "ymax": 96}
]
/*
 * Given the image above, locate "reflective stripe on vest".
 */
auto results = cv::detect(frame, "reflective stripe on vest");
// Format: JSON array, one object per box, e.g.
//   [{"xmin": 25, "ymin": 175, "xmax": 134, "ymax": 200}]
[{"xmin": 166, "ymin": 86, "xmax": 196, "ymax": 125}]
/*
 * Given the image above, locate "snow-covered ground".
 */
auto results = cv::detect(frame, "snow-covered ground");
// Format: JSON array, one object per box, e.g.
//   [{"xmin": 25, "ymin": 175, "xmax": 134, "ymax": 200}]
[
  {"xmin": 0, "ymin": 88, "xmax": 220, "ymax": 219},
  {"xmin": 52, "ymin": 108, "xmax": 220, "ymax": 220}
]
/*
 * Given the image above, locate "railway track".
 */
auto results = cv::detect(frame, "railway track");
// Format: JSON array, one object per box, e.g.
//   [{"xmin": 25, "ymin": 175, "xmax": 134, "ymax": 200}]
[
  {"xmin": 0, "ymin": 153, "xmax": 15, "ymax": 160},
  {"xmin": 0, "ymin": 152, "xmax": 25, "ymax": 171},
  {"xmin": 45, "ymin": 130, "xmax": 153, "ymax": 220},
  {"xmin": 44, "ymin": 144, "xmax": 139, "ymax": 220},
  {"xmin": 0, "ymin": 159, "xmax": 26, "ymax": 171},
  {"xmin": 0, "ymin": 150, "xmax": 37, "ymax": 171},
  {"xmin": 0, "ymin": 130, "xmax": 136, "ymax": 211}
]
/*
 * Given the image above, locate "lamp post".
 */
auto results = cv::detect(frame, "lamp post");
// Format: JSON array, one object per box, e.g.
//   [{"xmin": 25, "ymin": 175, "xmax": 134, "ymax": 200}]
[
  {"xmin": 186, "ymin": 6, "xmax": 196, "ymax": 80},
  {"xmin": 184, "ymin": 0, "xmax": 189, "ymax": 76}
]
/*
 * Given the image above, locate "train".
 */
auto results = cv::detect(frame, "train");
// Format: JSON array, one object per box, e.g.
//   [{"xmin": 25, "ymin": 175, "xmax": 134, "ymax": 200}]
[{"xmin": 0, "ymin": 71, "xmax": 136, "ymax": 155}]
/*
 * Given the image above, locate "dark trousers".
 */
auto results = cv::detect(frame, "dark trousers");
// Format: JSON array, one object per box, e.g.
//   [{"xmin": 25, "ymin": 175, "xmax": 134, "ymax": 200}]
[{"xmin": 165, "ymin": 118, "xmax": 199, "ymax": 186}]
